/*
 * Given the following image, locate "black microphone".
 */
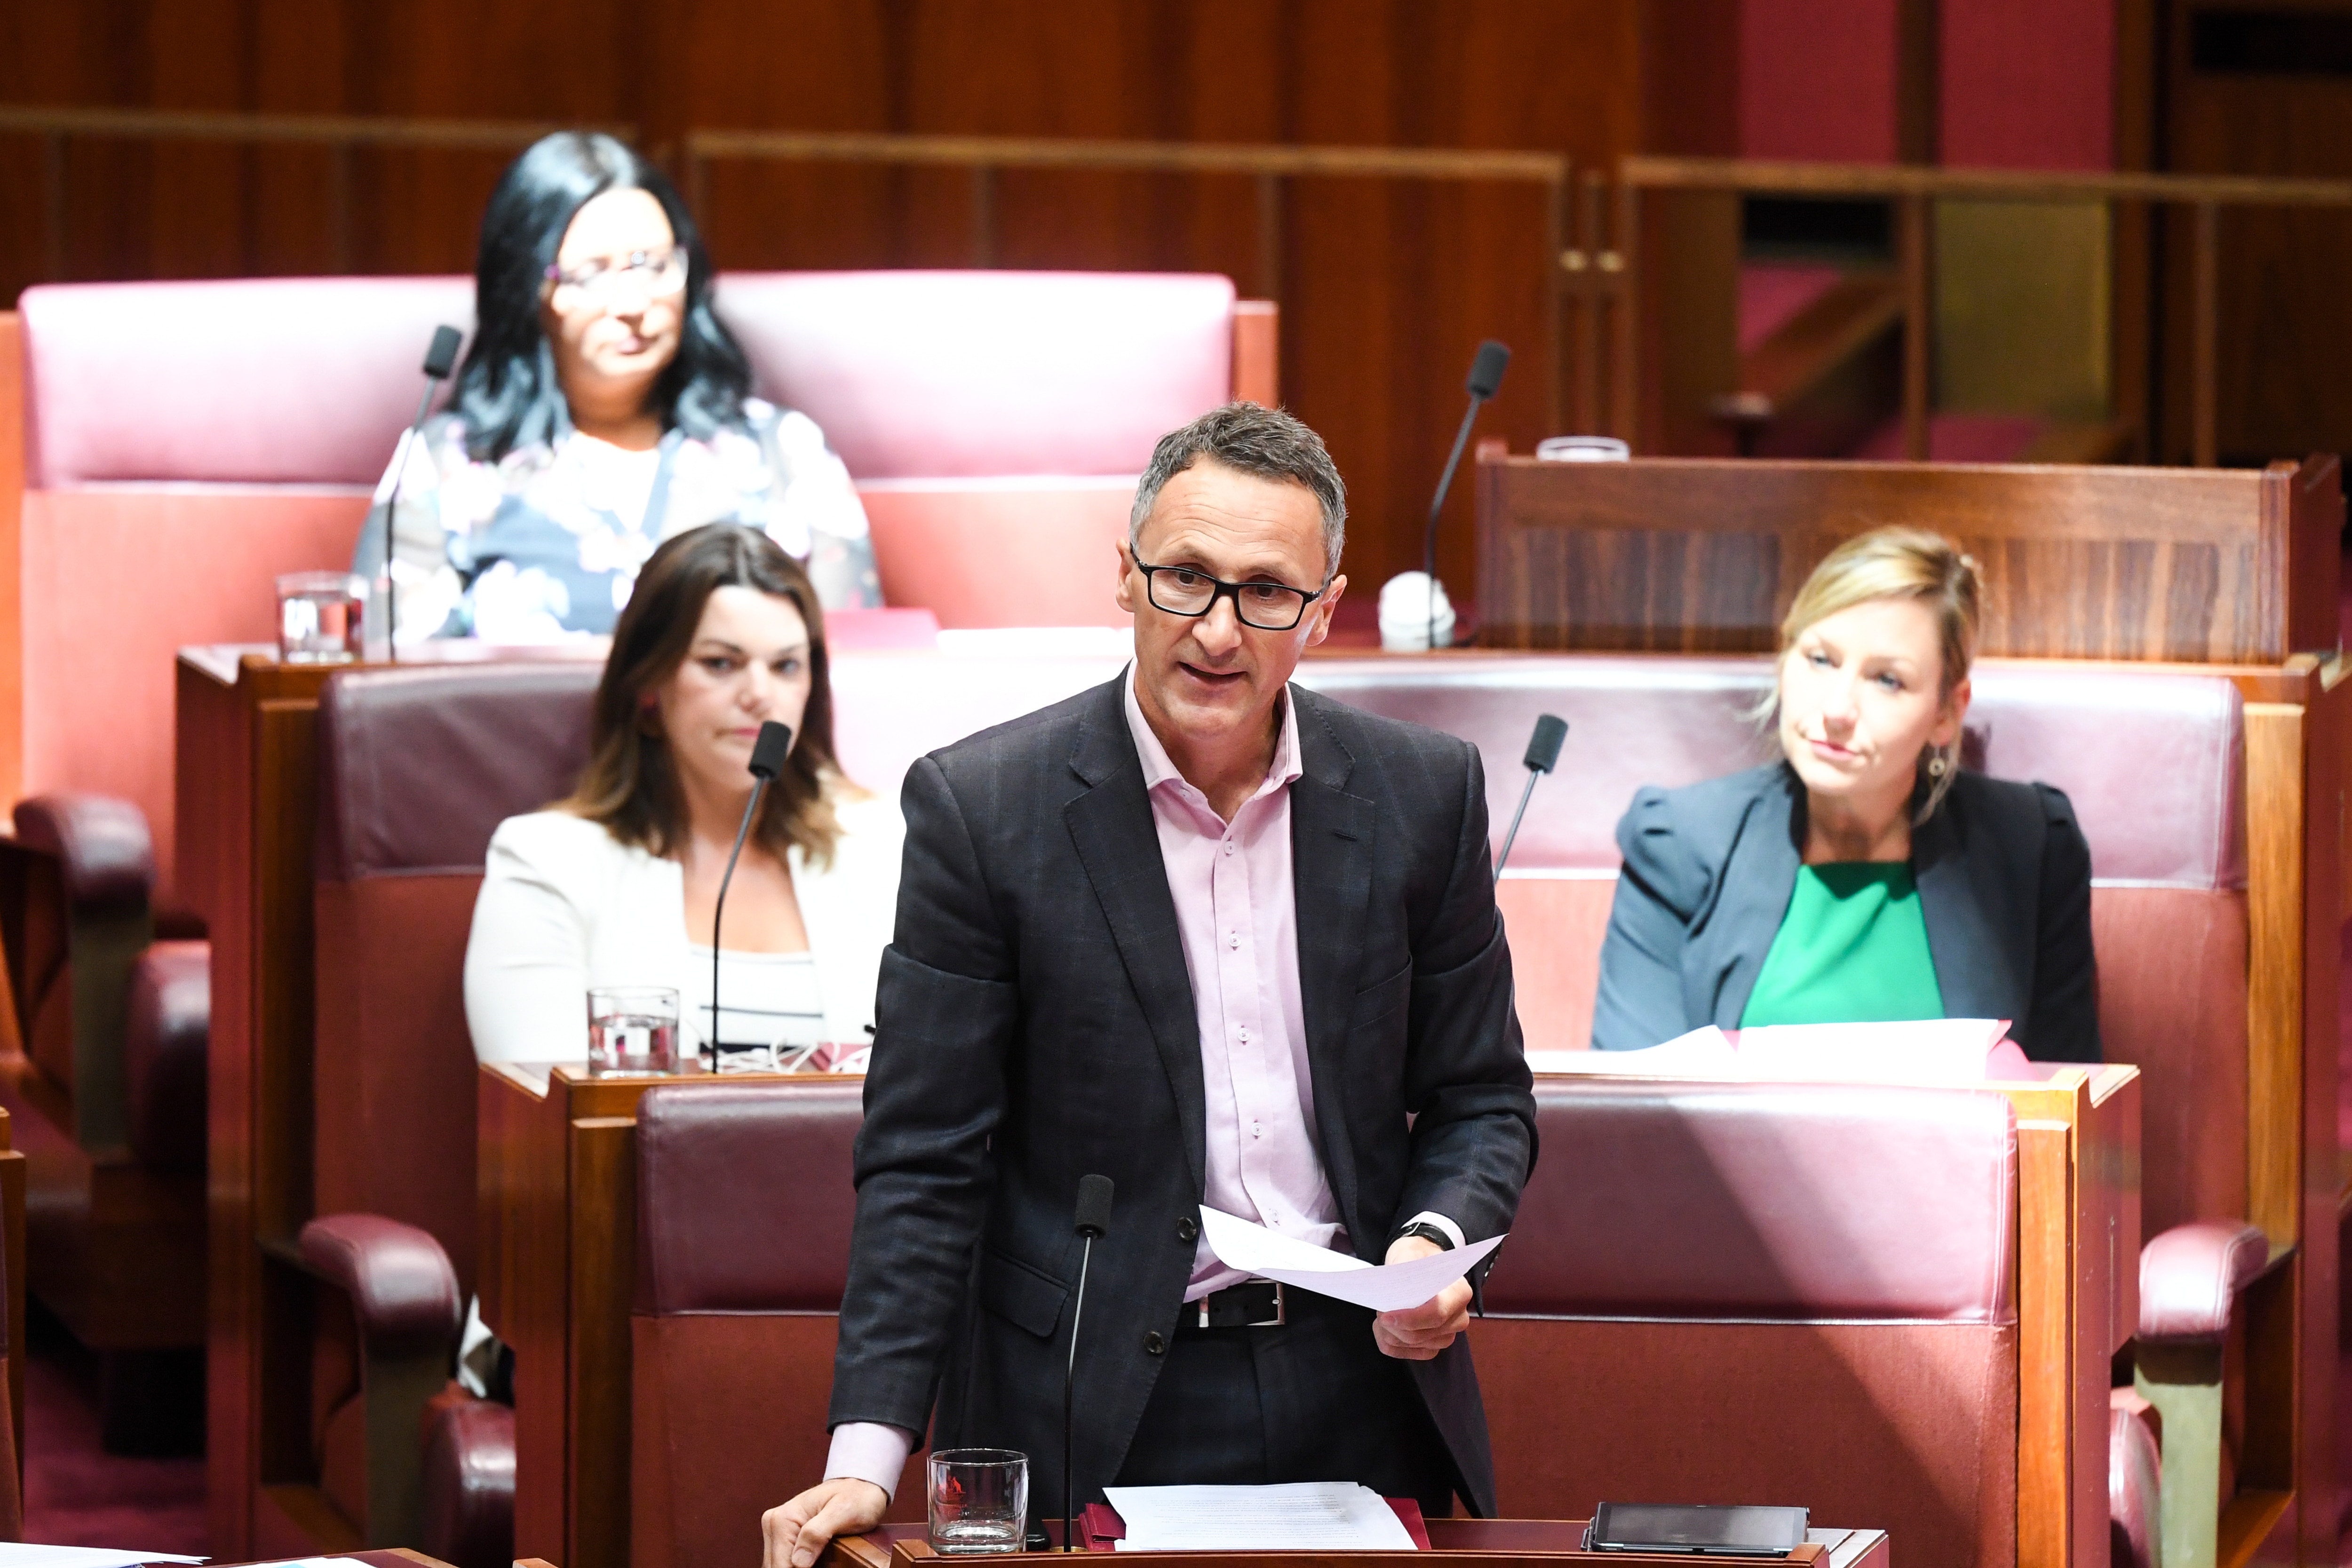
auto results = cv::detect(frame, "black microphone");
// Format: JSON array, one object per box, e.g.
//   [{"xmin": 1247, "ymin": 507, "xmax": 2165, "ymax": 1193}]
[
  {"xmin": 707, "ymin": 720, "xmax": 795, "ymax": 1073},
  {"xmin": 1064, "ymin": 1175, "xmax": 1114, "ymax": 1552},
  {"xmin": 1494, "ymin": 714, "xmax": 1567, "ymax": 881},
  {"xmin": 381, "ymin": 324, "xmax": 464, "ymax": 664},
  {"xmin": 1422, "ymin": 340, "xmax": 1511, "ymax": 651}
]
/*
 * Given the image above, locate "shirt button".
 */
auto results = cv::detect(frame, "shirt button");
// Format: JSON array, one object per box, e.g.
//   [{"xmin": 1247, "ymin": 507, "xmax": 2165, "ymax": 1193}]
[
  {"xmin": 1251, "ymin": 1120, "xmax": 1263, "ymax": 1138},
  {"xmin": 1223, "ymin": 841, "xmax": 1234, "ymax": 855},
  {"xmin": 1238, "ymin": 1027, "xmax": 1250, "ymax": 1043},
  {"xmin": 1144, "ymin": 1331, "xmax": 1167, "ymax": 1355},
  {"xmin": 1228, "ymin": 932, "xmax": 1240, "ymax": 949},
  {"xmin": 1177, "ymin": 1217, "xmax": 1199, "ymax": 1242}
]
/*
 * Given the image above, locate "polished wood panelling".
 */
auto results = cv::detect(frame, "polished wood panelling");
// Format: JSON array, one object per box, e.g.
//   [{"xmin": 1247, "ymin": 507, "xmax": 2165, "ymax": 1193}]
[
  {"xmin": 1475, "ymin": 451, "xmax": 2344, "ymax": 661},
  {"xmin": 0, "ymin": 1, "xmax": 1733, "ymax": 598}
]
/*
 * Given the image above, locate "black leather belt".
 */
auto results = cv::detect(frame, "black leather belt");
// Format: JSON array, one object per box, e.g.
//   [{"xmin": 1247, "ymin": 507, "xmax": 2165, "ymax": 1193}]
[{"xmin": 1179, "ymin": 1280, "xmax": 1286, "ymax": 1333}]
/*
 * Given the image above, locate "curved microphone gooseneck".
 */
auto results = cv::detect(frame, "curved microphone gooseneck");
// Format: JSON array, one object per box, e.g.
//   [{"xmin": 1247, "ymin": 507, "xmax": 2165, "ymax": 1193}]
[
  {"xmin": 1065, "ymin": 1175, "xmax": 1115, "ymax": 1551},
  {"xmin": 1494, "ymin": 713, "xmax": 1568, "ymax": 881},
  {"xmin": 709, "ymin": 720, "xmax": 795, "ymax": 1072},
  {"xmin": 1422, "ymin": 340, "xmax": 1511, "ymax": 651}
]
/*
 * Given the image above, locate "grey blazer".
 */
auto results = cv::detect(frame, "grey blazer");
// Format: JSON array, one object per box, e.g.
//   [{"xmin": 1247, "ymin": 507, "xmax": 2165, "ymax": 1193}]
[
  {"xmin": 1591, "ymin": 763, "xmax": 2099, "ymax": 1061},
  {"xmin": 829, "ymin": 674, "xmax": 1537, "ymax": 1515}
]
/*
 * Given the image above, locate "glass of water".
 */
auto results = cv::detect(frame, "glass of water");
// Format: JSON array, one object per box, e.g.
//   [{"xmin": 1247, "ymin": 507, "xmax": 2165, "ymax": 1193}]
[
  {"xmin": 927, "ymin": 1448, "xmax": 1028, "ymax": 1555},
  {"xmin": 275, "ymin": 571, "xmax": 368, "ymax": 664},
  {"xmin": 586, "ymin": 987, "xmax": 680, "ymax": 1077}
]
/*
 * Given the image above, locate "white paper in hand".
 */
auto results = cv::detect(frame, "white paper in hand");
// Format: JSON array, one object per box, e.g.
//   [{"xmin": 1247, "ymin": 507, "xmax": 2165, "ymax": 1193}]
[{"xmin": 1197, "ymin": 1206, "xmax": 1502, "ymax": 1313}]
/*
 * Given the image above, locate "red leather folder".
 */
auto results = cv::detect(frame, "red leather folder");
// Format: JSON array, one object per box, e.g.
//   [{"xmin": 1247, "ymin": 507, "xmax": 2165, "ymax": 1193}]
[{"xmin": 1079, "ymin": 1497, "xmax": 1432, "ymax": 1551}]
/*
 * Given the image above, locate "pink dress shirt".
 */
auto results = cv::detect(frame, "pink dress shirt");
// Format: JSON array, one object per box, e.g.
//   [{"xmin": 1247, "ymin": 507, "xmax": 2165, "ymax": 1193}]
[{"xmin": 824, "ymin": 672, "xmax": 1462, "ymax": 1499}]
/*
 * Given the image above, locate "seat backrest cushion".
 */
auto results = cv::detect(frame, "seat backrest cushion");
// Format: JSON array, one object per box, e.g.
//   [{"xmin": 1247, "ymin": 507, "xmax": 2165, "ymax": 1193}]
[
  {"xmin": 1488, "ymin": 1080, "xmax": 2017, "ymax": 1321},
  {"xmin": 1478, "ymin": 1080, "xmax": 2019, "ymax": 1568},
  {"xmin": 631, "ymin": 1082, "xmax": 922, "ymax": 1568},
  {"xmin": 20, "ymin": 270, "xmax": 1236, "ymax": 488},
  {"xmin": 716, "ymin": 271, "xmax": 1235, "ymax": 481}
]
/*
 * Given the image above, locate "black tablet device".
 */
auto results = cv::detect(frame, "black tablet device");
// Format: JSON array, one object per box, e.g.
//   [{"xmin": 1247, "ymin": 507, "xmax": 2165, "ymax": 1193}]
[{"xmin": 1587, "ymin": 1503, "xmax": 1810, "ymax": 1557}]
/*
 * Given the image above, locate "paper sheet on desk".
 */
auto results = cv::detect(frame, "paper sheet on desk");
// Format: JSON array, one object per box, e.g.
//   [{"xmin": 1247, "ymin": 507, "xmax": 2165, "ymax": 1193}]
[
  {"xmin": 1530, "ymin": 1019, "xmax": 2026, "ymax": 1084},
  {"xmin": 1105, "ymin": 1481, "xmax": 1417, "ymax": 1551},
  {"xmin": 0, "ymin": 1548, "xmax": 208, "ymax": 1568},
  {"xmin": 1197, "ymin": 1207, "xmax": 1502, "ymax": 1313}
]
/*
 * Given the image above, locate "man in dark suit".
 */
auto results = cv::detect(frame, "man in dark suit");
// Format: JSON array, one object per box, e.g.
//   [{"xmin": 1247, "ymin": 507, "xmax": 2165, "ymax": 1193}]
[{"xmin": 765, "ymin": 403, "xmax": 1536, "ymax": 1568}]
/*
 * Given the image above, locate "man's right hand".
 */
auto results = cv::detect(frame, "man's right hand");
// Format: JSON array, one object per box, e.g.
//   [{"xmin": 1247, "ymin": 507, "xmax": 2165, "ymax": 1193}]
[{"xmin": 763, "ymin": 1477, "xmax": 890, "ymax": 1568}]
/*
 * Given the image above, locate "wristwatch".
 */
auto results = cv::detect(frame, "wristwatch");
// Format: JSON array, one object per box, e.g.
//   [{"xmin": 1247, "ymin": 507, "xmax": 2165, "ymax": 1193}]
[{"xmin": 1394, "ymin": 1221, "xmax": 1456, "ymax": 1251}]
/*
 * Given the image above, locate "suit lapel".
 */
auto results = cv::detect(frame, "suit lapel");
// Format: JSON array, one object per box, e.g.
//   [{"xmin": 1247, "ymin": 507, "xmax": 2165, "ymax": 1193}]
[
  {"xmin": 1913, "ymin": 786, "xmax": 2011, "ymax": 1019},
  {"xmin": 1287, "ymin": 691, "xmax": 1375, "ymax": 1244},
  {"xmin": 1062, "ymin": 677, "xmax": 1209, "ymax": 1195},
  {"xmin": 1706, "ymin": 768, "xmax": 1804, "ymax": 1028}
]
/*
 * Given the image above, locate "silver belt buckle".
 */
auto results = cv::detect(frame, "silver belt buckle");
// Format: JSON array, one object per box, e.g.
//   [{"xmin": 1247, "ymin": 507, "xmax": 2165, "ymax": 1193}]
[{"xmin": 1197, "ymin": 1280, "xmax": 1286, "ymax": 1329}]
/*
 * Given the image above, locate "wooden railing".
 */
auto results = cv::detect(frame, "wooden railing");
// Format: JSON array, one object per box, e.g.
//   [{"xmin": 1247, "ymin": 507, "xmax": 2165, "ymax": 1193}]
[
  {"xmin": 679, "ymin": 128, "xmax": 1585, "ymax": 432},
  {"xmin": 1603, "ymin": 156, "xmax": 2352, "ymax": 465},
  {"xmin": 0, "ymin": 106, "xmax": 634, "ymax": 278}
]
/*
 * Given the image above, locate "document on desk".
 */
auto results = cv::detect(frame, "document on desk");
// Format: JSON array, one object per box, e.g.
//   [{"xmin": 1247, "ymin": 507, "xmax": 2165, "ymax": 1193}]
[
  {"xmin": 0, "ymin": 1548, "xmax": 208, "ymax": 1568},
  {"xmin": 1198, "ymin": 1206, "xmax": 1503, "ymax": 1313},
  {"xmin": 1105, "ymin": 1481, "xmax": 1418, "ymax": 1551}
]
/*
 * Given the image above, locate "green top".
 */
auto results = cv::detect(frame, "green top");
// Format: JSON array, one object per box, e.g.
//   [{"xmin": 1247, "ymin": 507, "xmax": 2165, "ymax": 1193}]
[{"xmin": 1739, "ymin": 862, "xmax": 1945, "ymax": 1028}]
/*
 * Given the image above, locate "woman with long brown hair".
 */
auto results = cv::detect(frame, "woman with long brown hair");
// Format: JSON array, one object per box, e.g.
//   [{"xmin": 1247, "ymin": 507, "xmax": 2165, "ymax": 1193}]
[{"xmin": 463, "ymin": 523, "xmax": 901, "ymax": 1067}]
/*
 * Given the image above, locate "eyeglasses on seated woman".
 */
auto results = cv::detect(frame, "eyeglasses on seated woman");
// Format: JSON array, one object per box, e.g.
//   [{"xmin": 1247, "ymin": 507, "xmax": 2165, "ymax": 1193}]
[
  {"xmin": 354, "ymin": 131, "xmax": 881, "ymax": 646},
  {"xmin": 1589, "ymin": 525, "xmax": 2099, "ymax": 1062},
  {"xmin": 462, "ymin": 523, "xmax": 903, "ymax": 1072}
]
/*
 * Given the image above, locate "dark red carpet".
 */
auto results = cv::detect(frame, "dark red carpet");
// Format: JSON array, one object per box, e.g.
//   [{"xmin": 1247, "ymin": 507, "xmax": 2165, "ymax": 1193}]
[{"xmin": 19, "ymin": 1312, "xmax": 204, "ymax": 1552}]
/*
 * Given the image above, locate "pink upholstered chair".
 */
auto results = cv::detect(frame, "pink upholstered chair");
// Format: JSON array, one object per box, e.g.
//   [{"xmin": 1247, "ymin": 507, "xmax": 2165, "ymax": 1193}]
[{"xmin": 4, "ymin": 271, "xmax": 1271, "ymax": 900}]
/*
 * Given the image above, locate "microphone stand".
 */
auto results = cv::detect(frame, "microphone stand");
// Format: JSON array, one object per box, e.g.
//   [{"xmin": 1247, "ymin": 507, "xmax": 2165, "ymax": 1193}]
[
  {"xmin": 1063, "ymin": 1230, "xmax": 1097, "ymax": 1551},
  {"xmin": 382, "ymin": 326, "xmax": 462, "ymax": 664},
  {"xmin": 1494, "ymin": 715, "xmax": 1568, "ymax": 881},
  {"xmin": 709, "ymin": 721, "xmax": 794, "ymax": 1073},
  {"xmin": 1423, "ymin": 396, "xmax": 1487, "ymax": 653}
]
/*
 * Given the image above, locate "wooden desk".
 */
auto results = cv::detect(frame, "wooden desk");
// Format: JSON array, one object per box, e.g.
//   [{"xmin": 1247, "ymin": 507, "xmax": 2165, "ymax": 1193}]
[
  {"xmin": 477, "ymin": 1061, "xmax": 922, "ymax": 1568},
  {"xmin": 1473, "ymin": 449, "xmax": 2343, "ymax": 663},
  {"xmin": 827, "ymin": 1519, "xmax": 1885, "ymax": 1568},
  {"xmin": 1488, "ymin": 1065, "xmax": 2135, "ymax": 1568}
]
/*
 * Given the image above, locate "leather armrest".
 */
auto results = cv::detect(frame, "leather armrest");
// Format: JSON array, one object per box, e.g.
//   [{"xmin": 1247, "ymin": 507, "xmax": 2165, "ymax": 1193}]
[
  {"xmin": 299, "ymin": 1214, "xmax": 463, "ymax": 1356},
  {"xmin": 2138, "ymin": 1219, "xmax": 2271, "ymax": 1344},
  {"xmin": 125, "ymin": 941, "xmax": 208, "ymax": 1170},
  {"xmin": 12, "ymin": 794, "xmax": 155, "ymax": 911},
  {"xmin": 421, "ymin": 1394, "xmax": 516, "ymax": 1568}
]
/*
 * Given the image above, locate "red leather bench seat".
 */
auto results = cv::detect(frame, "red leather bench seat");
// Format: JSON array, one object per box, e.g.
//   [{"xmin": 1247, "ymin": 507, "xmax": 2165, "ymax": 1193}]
[
  {"xmin": 631, "ymin": 1081, "xmax": 911, "ymax": 1568},
  {"xmin": 18, "ymin": 271, "xmax": 1244, "ymax": 895},
  {"xmin": 310, "ymin": 648, "xmax": 1126, "ymax": 1295},
  {"xmin": 1472, "ymin": 1079, "xmax": 2019, "ymax": 1568},
  {"xmin": 1296, "ymin": 654, "xmax": 2248, "ymax": 1239}
]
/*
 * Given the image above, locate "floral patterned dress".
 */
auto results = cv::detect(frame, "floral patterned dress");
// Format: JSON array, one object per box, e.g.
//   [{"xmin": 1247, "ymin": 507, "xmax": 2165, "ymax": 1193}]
[{"xmin": 353, "ymin": 398, "xmax": 881, "ymax": 643}]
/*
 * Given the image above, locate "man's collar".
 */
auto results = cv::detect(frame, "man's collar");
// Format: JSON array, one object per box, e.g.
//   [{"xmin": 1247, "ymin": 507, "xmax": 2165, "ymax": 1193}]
[{"xmin": 1122, "ymin": 664, "xmax": 1304, "ymax": 800}]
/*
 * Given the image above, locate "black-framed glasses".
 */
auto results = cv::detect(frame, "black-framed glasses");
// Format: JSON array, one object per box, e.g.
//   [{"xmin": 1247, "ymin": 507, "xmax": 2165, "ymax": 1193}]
[{"xmin": 1134, "ymin": 559, "xmax": 1329, "ymax": 631}]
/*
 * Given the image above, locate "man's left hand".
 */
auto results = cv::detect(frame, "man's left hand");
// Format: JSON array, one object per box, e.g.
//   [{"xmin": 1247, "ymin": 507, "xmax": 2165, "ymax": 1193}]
[{"xmin": 1372, "ymin": 1234, "xmax": 1472, "ymax": 1360}]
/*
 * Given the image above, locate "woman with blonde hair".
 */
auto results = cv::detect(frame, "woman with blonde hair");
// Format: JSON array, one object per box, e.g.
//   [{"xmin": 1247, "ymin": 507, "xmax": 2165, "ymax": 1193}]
[
  {"xmin": 1590, "ymin": 526, "xmax": 2098, "ymax": 1059},
  {"xmin": 463, "ymin": 522, "xmax": 901, "ymax": 1067}
]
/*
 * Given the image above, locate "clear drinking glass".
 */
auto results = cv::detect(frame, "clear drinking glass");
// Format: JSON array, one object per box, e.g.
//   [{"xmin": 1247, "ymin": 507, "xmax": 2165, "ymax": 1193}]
[
  {"xmin": 927, "ymin": 1448, "xmax": 1028, "ymax": 1555},
  {"xmin": 586, "ymin": 987, "xmax": 681, "ymax": 1077},
  {"xmin": 276, "ymin": 571, "xmax": 368, "ymax": 664}
]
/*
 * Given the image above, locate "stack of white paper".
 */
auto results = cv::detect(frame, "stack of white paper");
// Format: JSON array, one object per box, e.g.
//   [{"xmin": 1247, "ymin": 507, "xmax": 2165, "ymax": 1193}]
[
  {"xmin": 1532, "ymin": 1019, "xmax": 2030, "ymax": 1084},
  {"xmin": 1105, "ymin": 1481, "xmax": 1417, "ymax": 1551}
]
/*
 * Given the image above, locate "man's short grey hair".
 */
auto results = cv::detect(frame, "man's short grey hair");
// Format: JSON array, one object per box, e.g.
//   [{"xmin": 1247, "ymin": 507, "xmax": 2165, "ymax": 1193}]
[{"xmin": 1128, "ymin": 402, "xmax": 1347, "ymax": 576}]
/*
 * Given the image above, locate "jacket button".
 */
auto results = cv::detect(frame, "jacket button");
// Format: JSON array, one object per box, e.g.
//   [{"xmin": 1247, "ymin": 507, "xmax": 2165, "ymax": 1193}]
[
  {"xmin": 1177, "ymin": 1218, "xmax": 1199, "ymax": 1242},
  {"xmin": 1143, "ymin": 1331, "xmax": 1167, "ymax": 1355}
]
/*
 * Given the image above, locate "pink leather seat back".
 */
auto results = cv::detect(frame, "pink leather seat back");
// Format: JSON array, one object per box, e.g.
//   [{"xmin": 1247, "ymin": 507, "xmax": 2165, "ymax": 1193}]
[
  {"xmin": 1291, "ymin": 654, "xmax": 2247, "ymax": 1233},
  {"xmin": 718, "ymin": 271, "xmax": 1235, "ymax": 481},
  {"xmin": 14, "ymin": 271, "xmax": 1243, "ymax": 891},
  {"xmin": 632, "ymin": 1083, "xmax": 922, "ymax": 1568},
  {"xmin": 1475, "ymin": 1079, "xmax": 2018, "ymax": 1568}
]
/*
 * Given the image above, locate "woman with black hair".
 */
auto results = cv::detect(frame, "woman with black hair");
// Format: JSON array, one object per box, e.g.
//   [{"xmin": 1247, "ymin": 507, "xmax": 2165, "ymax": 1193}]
[{"xmin": 356, "ymin": 131, "xmax": 879, "ymax": 642}]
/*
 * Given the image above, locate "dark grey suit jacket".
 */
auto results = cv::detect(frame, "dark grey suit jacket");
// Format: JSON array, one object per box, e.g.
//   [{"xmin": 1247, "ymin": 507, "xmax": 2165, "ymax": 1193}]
[
  {"xmin": 1591, "ymin": 763, "xmax": 2099, "ymax": 1061},
  {"xmin": 828, "ymin": 674, "xmax": 1537, "ymax": 1515}
]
